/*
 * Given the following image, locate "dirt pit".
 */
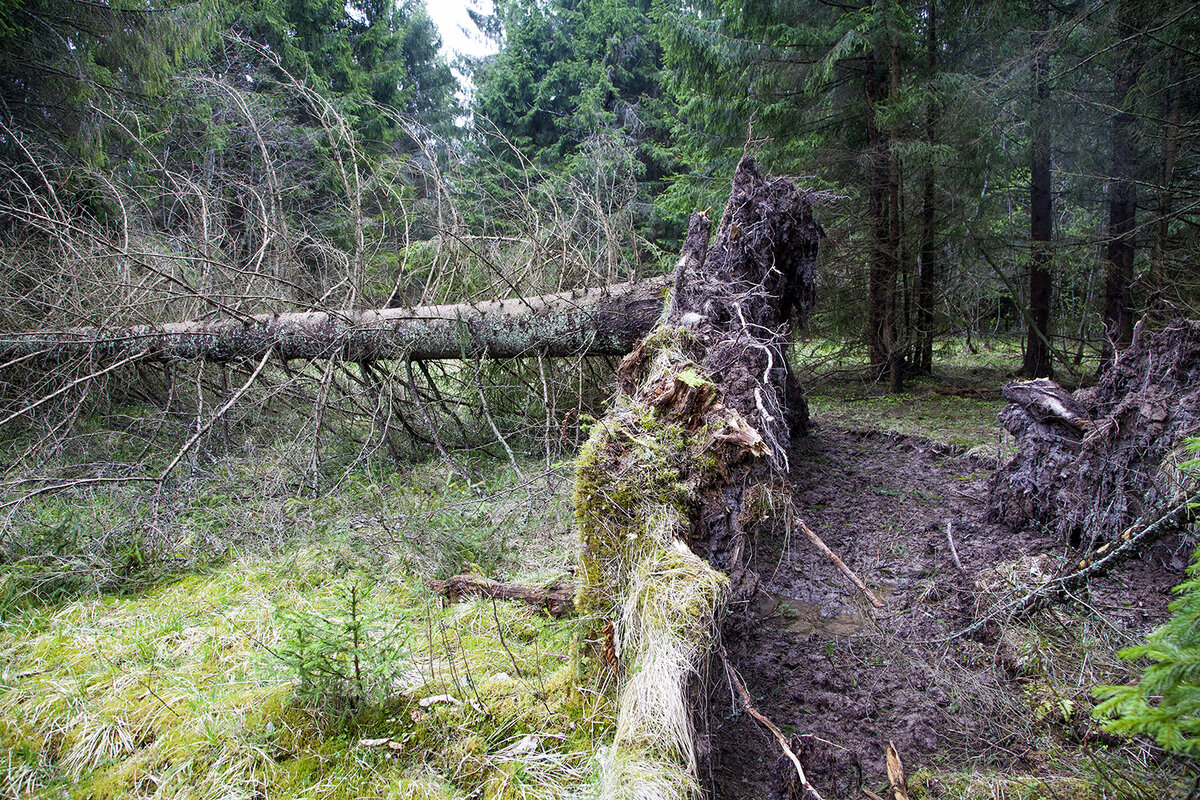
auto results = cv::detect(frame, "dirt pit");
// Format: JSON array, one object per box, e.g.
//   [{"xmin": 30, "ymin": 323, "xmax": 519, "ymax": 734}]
[{"xmin": 704, "ymin": 425, "xmax": 1187, "ymax": 799}]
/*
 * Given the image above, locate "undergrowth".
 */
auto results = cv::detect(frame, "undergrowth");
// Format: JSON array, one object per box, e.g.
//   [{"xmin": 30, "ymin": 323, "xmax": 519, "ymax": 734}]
[
  {"xmin": 0, "ymin": 461, "xmax": 609, "ymax": 800},
  {"xmin": 795, "ymin": 338, "xmax": 1016, "ymax": 458},
  {"xmin": 1, "ymin": 341, "xmax": 1196, "ymax": 798}
]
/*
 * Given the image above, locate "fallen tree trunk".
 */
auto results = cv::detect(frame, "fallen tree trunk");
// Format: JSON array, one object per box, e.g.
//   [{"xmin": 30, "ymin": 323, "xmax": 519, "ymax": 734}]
[
  {"xmin": 427, "ymin": 574, "xmax": 576, "ymax": 617},
  {"xmin": 0, "ymin": 278, "xmax": 668, "ymax": 366},
  {"xmin": 575, "ymin": 159, "xmax": 820, "ymax": 799},
  {"xmin": 989, "ymin": 315, "xmax": 1200, "ymax": 548}
]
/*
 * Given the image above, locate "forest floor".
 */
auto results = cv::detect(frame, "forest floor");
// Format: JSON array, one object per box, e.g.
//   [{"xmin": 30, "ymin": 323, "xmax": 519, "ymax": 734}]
[
  {"xmin": 0, "ymin": 339, "xmax": 1197, "ymax": 799},
  {"xmin": 700, "ymin": 341, "xmax": 1195, "ymax": 798}
]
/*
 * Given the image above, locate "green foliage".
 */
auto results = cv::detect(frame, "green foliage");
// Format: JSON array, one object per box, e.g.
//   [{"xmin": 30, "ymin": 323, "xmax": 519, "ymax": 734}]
[
  {"xmin": 467, "ymin": 0, "xmax": 683, "ymax": 254},
  {"xmin": 234, "ymin": 0, "xmax": 458, "ymax": 144},
  {"xmin": 277, "ymin": 577, "xmax": 410, "ymax": 712},
  {"xmin": 1094, "ymin": 437, "xmax": 1200, "ymax": 755}
]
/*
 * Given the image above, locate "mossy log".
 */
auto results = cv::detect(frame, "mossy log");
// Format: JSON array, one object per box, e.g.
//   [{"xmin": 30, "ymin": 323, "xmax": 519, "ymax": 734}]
[
  {"xmin": 575, "ymin": 159, "xmax": 821, "ymax": 799},
  {"xmin": 0, "ymin": 278, "xmax": 667, "ymax": 366}
]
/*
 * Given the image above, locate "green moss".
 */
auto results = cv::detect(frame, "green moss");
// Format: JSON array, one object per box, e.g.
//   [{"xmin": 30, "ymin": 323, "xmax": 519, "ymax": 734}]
[{"xmin": 573, "ymin": 405, "xmax": 697, "ymax": 616}]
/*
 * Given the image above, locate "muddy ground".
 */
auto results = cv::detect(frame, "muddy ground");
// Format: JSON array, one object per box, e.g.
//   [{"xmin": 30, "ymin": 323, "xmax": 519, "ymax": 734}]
[{"xmin": 705, "ymin": 424, "xmax": 1188, "ymax": 799}]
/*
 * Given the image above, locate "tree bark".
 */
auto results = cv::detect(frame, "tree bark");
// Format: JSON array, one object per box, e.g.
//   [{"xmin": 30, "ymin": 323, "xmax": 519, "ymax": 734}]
[
  {"xmin": 1023, "ymin": 0, "xmax": 1054, "ymax": 379},
  {"xmin": 1102, "ymin": 2, "xmax": 1140, "ymax": 366},
  {"xmin": 915, "ymin": 0, "xmax": 938, "ymax": 376},
  {"xmin": 0, "ymin": 278, "xmax": 668, "ymax": 367},
  {"xmin": 866, "ymin": 39, "xmax": 900, "ymax": 388}
]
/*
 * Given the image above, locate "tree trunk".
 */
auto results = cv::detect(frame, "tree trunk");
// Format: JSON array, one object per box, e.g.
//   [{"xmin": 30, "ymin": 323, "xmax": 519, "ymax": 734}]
[
  {"xmin": 576, "ymin": 159, "xmax": 820, "ymax": 799},
  {"xmin": 1153, "ymin": 61, "xmax": 1181, "ymax": 292},
  {"xmin": 1023, "ymin": 0, "xmax": 1054, "ymax": 378},
  {"xmin": 915, "ymin": 0, "xmax": 938, "ymax": 376},
  {"xmin": 866, "ymin": 42, "xmax": 900, "ymax": 388},
  {"xmin": 0, "ymin": 278, "xmax": 668, "ymax": 367},
  {"xmin": 1102, "ymin": 2, "xmax": 1140, "ymax": 367},
  {"xmin": 887, "ymin": 32, "xmax": 904, "ymax": 393}
]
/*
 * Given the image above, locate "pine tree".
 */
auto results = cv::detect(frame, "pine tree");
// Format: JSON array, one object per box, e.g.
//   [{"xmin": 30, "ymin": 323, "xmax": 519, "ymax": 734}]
[
  {"xmin": 0, "ymin": 0, "xmax": 211, "ymax": 161},
  {"xmin": 235, "ymin": 0, "xmax": 458, "ymax": 145},
  {"xmin": 1096, "ymin": 439, "xmax": 1200, "ymax": 755},
  {"xmin": 468, "ymin": 0, "xmax": 680, "ymax": 253}
]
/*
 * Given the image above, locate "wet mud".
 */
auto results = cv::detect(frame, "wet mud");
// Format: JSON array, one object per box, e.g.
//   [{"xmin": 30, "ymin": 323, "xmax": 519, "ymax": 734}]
[{"xmin": 705, "ymin": 425, "xmax": 1186, "ymax": 799}]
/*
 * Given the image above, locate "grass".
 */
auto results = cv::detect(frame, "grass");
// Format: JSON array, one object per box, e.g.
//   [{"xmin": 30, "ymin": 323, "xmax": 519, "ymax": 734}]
[
  {"xmin": 795, "ymin": 336, "xmax": 1020, "ymax": 458},
  {"xmin": 0, "ymin": 520, "xmax": 610, "ymax": 799},
  {"xmin": 0, "ymin": 403, "xmax": 609, "ymax": 799}
]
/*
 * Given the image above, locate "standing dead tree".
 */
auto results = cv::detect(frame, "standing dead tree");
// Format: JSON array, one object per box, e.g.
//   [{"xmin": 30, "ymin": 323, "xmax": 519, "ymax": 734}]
[{"xmin": 574, "ymin": 159, "xmax": 821, "ymax": 799}]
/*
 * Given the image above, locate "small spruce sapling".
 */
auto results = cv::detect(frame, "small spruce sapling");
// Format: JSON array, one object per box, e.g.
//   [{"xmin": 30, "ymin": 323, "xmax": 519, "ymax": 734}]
[
  {"xmin": 277, "ymin": 578, "xmax": 408, "ymax": 712},
  {"xmin": 1094, "ymin": 437, "xmax": 1200, "ymax": 754}
]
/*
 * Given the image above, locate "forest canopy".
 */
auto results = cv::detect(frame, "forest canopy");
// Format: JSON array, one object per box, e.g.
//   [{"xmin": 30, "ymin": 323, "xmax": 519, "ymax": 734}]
[{"xmin": 0, "ymin": 0, "xmax": 1195, "ymax": 378}]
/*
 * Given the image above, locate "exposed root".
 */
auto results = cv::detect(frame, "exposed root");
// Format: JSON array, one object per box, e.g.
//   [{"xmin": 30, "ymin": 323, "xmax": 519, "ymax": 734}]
[
  {"xmin": 574, "ymin": 160, "xmax": 822, "ymax": 798},
  {"xmin": 990, "ymin": 315, "xmax": 1200, "ymax": 547}
]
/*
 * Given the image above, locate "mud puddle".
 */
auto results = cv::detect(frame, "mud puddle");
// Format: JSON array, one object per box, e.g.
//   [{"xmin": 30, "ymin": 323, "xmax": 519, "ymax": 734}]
[{"xmin": 751, "ymin": 581, "xmax": 896, "ymax": 637}]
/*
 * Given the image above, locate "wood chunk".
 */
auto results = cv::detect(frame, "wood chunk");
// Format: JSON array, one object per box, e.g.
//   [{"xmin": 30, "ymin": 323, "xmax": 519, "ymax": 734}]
[{"xmin": 427, "ymin": 574, "xmax": 576, "ymax": 617}]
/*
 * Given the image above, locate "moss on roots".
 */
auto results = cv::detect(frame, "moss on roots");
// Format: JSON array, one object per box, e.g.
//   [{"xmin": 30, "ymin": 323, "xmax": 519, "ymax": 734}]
[{"xmin": 574, "ymin": 327, "xmax": 738, "ymax": 800}]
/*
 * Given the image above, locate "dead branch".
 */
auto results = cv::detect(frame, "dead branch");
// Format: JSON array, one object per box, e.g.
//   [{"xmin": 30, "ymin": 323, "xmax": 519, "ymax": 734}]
[
  {"xmin": 427, "ymin": 574, "xmax": 576, "ymax": 618},
  {"xmin": 156, "ymin": 349, "xmax": 272, "ymax": 487},
  {"xmin": 885, "ymin": 741, "xmax": 910, "ymax": 800},
  {"xmin": 944, "ymin": 520, "xmax": 966, "ymax": 574},
  {"xmin": 724, "ymin": 655, "xmax": 826, "ymax": 800},
  {"xmin": 956, "ymin": 488, "xmax": 1199, "ymax": 640},
  {"xmin": 796, "ymin": 517, "xmax": 885, "ymax": 608}
]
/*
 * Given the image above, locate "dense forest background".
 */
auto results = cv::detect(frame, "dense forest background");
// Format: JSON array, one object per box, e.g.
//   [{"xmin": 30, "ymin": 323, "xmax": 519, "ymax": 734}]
[{"xmin": 2, "ymin": 0, "xmax": 1197, "ymax": 386}]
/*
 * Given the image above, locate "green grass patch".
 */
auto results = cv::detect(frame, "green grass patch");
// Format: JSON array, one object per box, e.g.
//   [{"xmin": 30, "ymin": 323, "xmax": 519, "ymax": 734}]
[
  {"xmin": 0, "ymin": 544, "xmax": 611, "ymax": 800},
  {"xmin": 796, "ymin": 337, "xmax": 1017, "ymax": 456}
]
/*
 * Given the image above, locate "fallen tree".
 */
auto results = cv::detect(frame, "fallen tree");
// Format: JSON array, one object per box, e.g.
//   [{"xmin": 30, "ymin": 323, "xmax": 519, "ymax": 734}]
[
  {"xmin": 574, "ymin": 158, "xmax": 820, "ymax": 799},
  {"xmin": 989, "ymin": 315, "xmax": 1200, "ymax": 548},
  {"xmin": 0, "ymin": 278, "xmax": 668, "ymax": 366}
]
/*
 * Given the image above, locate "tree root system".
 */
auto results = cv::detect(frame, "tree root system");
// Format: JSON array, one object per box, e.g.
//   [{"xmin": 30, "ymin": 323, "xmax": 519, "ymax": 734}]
[{"xmin": 989, "ymin": 315, "xmax": 1200, "ymax": 548}]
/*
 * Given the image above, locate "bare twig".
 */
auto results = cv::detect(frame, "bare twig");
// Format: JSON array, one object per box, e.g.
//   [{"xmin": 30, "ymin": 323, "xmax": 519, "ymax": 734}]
[
  {"xmin": 157, "ymin": 350, "xmax": 271, "ymax": 484},
  {"xmin": 796, "ymin": 517, "xmax": 885, "ymax": 608},
  {"xmin": 405, "ymin": 359, "xmax": 479, "ymax": 493},
  {"xmin": 724, "ymin": 654, "xmax": 826, "ymax": 800},
  {"xmin": 474, "ymin": 358, "xmax": 525, "ymax": 480},
  {"xmin": 945, "ymin": 520, "xmax": 966, "ymax": 574}
]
